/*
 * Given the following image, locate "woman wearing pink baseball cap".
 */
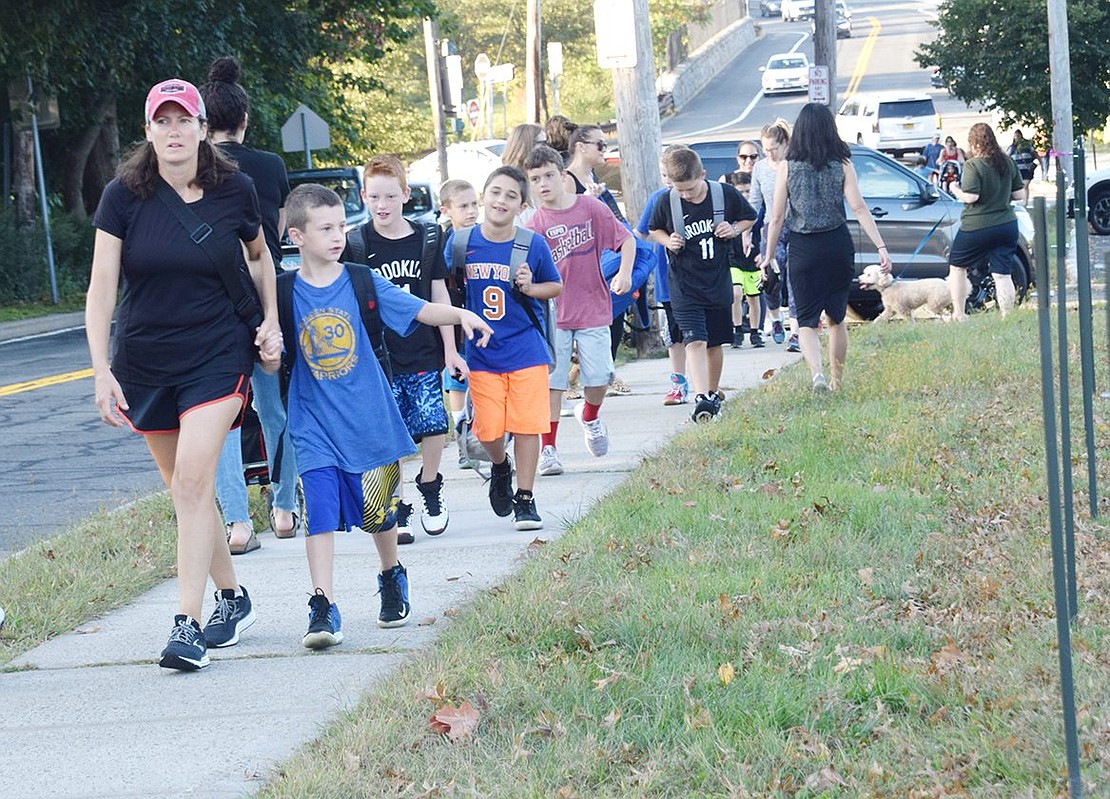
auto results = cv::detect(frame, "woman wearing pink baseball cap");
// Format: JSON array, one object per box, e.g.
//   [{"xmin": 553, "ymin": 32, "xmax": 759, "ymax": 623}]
[{"xmin": 85, "ymin": 77, "xmax": 283, "ymax": 672}]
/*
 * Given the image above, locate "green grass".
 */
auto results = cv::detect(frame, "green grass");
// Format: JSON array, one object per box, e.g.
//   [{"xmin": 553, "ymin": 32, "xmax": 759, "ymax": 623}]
[
  {"xmin": 2, "ymin": 310, "xmax": 1106, "ymax": 795},
  {"xmin": 0, "ymin": 296, "xmax": 86, "ymax": 322}
]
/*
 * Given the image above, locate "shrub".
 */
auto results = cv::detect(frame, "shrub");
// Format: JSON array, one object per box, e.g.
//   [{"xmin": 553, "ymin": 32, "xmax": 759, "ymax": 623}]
[{"xmin": 0, "ymin": 204, "xmax": 94, "ymax": 305}]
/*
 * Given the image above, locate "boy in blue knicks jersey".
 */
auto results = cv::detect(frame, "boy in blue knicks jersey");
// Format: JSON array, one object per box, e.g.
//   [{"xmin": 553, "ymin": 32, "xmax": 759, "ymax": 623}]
[
  {"xmin": 282, "ymin": 184, "xmax": 491, "ymax": 648},
  {"xmin": 445, "ymin": 166, "xmax": 562, "ymax": 530}
]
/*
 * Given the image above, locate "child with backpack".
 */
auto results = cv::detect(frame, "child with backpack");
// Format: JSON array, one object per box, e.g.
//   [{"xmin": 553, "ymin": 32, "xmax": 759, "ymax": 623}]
[
  {"xmin": 522, "ymin": 145, "xmax": 636, "ymax": 477},
  {"xmin": 279, "ymin": 183, "xmax": 491, "ymax": 647},
  {"xmin": 649, "ymin": 147, "xmax": 756, "ymax": 422},
  {"xmin": 446, "ymin": 166, "xmax": 562, "ymax": 530},
  {"xmin": 342, "ymin": 155, "xmax": 464, "ymax": 544}
]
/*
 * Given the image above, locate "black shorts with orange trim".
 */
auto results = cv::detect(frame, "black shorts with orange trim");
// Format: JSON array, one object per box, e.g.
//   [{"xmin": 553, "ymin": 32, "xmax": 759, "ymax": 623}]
[{"xmin": 118, "ymin": 372, "xmax": 249, "ymax": 435}]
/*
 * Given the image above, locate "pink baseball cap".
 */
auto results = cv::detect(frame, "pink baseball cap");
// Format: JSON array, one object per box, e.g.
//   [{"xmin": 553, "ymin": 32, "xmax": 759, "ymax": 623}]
[{"xmin": 144, "ymin": 79, "xmax": 206, "ymax": 123}]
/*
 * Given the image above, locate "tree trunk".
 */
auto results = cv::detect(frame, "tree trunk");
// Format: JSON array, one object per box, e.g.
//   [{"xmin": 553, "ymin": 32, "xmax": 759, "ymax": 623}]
[
  {"xmin": 13, "ymin": 128, "xmax": 35, "ymax": 226},
  {"xmin": 64, "ymin": 91, "xmax": 116, "ymax": 219}
]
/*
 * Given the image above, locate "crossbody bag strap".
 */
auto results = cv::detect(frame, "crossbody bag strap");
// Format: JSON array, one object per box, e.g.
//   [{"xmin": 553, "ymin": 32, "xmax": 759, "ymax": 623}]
[{"xmin": 154, "ymin": 181, "xmax": 258, "ymax": 327}]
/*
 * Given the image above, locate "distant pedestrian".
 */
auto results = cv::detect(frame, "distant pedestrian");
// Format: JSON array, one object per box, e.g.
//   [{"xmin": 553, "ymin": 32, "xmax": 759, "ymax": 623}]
[
  {"xmin": 728, "ymin": 170, "xmax": 765, "ymax": 349},
  {"xmin": 86, "ymin": 78, "xmax": 282, "ymax": 671},
  {"xmin": 444, "ymin": 166, "xmax": 563, "ymax": 529},
  {"xmin": 722, "ymin": 140, "xmax": 762, "ymax": 187},
  {"xmin": 525, "ymin": 145, "xmax": 635, "ymax": 475},
  {"xmin": 750, "ymin": 120, "xmax": 798, "ymax": 351},
  {"xmin": 438, "ymin": 179, "xmax": 481, "ymax": 469},
  {"xmin": 946, "ymin": 122, "xmax": 1025, "ymax": 321},
  {"xmin": 1006, "ymin": 129, "xmax": 1036, "ymax": 206},
  {"xmin": 280, "ymin": 183, "xmax": 491, "ymax": 647},
  {"xmin": 922, "ymin": 133, "xmax": 944, "ymax": 175},
  {"xmin": 649, "ymin": 147, "xmax": 756, "ymax": 422},
  {"xmin": 502, "ymin": 123, "xmax": 547, "ymax": 173},
  {"xmin": 760, "ymin": 102, "xmax": 891, "ymax": 393},
  {"xmin": 201, "ymin": 55, "xmax": 298, "ymax": 555},
  {"xmin": 544, "ymin": 115, "xmax": 576, "ymax": 163}
]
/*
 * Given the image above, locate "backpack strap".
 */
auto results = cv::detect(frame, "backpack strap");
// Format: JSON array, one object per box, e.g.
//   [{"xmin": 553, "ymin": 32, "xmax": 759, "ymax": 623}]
[
  {"xmin": 272, "ymin": 269, "xmax": 298, "ymax": 480},
  {"xmin": 505, "ymin": 228, "xmax": 555, "ymax": 361},
  {"xmin": 344, "ymin": 262, "xmax": 392, "ymax": 383},
  {"xmin": 417, "ymin": 221, "xmax": 440, "ymax": 277},
  {"xmin": 343, "ymin": 224, "xmax": 371, "ymax": 266},
  {"xmin": 450, "ymin": 224, "xmax": 473, "ymax": 275},
  {"xmin": 669, "ymin": 188, "xmax": 684, "ymax": 241},
  {"xmin": 708, "ymin": 180, "xmax": 725, "ymax": 226},
  {"xmin": 509, "ymin": 225, "xmax": 533, "ymax": 270}
]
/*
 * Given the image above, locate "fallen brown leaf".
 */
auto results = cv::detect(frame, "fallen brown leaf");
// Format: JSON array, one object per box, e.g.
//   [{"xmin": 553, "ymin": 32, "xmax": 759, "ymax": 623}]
[
  {"xmin": 718, "ymin": 662, "xmax": 735, "ymax": 685},
  {"xmin": 602, "ymin": 708, "xmax": 621, "ymax": 728},
  {"xmin": 428, "ymin": 700, "xmax": 480, "ymax": 741},
  {"xmin": 761, "ymin": 368, "xmax": 776, "ymax": 380}
]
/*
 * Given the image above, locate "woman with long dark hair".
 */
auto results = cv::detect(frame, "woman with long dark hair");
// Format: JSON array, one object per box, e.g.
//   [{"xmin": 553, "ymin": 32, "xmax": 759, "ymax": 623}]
[
  {"xmin": 86, "ymin": 78, "xmax": 282, "ymax": 670},
  {"xmin": 946, "ymin": 122, "xmax": 1025, "ymax": 320},
  {"xmin": 760, "ymin": 103, "xmax": 891, "ymax": 392},
  {"xmin": 201, "ymin": 56, "xmax": 298, "ymax": 553}
]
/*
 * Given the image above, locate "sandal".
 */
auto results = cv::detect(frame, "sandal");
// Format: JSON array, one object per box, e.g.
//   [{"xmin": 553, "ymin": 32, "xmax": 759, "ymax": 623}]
[
  {"xmin": 226, "ymin": 523, "xmax": 261, "ymax": 555},
  {"xmin": 270, "ymin": 507, "xmax": 298, "ymax": 539}
]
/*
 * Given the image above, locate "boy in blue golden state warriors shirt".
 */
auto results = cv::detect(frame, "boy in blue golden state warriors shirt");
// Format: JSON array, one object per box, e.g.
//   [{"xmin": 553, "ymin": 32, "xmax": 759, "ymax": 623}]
[{"xmin": 282, "ymin": 184, "xmax": 491, "ymax": 649}]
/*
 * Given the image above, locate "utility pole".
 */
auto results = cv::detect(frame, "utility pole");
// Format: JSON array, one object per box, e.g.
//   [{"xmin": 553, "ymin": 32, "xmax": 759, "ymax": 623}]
[
  {"xmin": 605, "ymin": 0, "xmax": 662, "ymax": 228},
  {"xmin": 423, "ymin": 17, "xmax": 449, "ymax": 182},
  {"xmin": 525, "ymin": 0, "xmax": 543, "ymax": 124},
  {"xmin": 1046, "ymin": 0, "xmax": 1074, "ymax": 183},
  {"xmin": 812, "ymin": 0, "xmax": 837, "ymax": 107}
]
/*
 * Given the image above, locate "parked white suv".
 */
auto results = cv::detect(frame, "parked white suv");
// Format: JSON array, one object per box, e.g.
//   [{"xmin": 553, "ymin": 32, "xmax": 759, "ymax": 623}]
[
  {"xmin": 1086, "ymin": 166, "xmax": 1110, "ymax": 235},
  {"xmin": 835, "ymin": 92, "xmax": 942, "ymax": 158},
  {"xmin": 782, "ymin": 0, "xmax": 814, "ymax": 22}
]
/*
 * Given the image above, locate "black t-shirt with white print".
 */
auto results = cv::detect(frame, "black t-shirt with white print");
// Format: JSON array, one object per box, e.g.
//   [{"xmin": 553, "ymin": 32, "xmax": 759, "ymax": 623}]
[
  {"xmin": 345, "ymin": 222, "xmax": 449, "ymax": 374},
  {"xmin": 649, "ymin": 180, "xmax": 755, "ymax": 309}
]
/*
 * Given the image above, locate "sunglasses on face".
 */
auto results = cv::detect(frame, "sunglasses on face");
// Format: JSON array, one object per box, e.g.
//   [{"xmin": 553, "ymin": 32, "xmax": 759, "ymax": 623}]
[
  {"xmin": 586, "ymin": 140, "xmax": 606, "ymax": 151},
  {"xmin": 737, "ymin": 153, "xmax": 759, "ymax": 161}
]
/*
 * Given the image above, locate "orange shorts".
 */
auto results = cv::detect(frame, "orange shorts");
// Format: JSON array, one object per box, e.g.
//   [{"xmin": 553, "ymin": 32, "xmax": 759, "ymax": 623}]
[{"xmin": 468, "ymin": 365, "xmax": 551, "ymax": 441}]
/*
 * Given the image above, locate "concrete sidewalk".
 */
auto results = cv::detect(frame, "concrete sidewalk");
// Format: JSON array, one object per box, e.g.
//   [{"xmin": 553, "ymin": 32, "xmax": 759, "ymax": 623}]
[{"xmin": 0, "ymin": 338, "xmax": 799, "ymax": 799}]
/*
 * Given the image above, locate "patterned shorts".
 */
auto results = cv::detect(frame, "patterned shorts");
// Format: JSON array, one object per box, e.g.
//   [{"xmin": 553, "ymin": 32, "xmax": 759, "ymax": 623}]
[
  {"xmin": 299, "ymin": 463, "xmax": 400, "ymax": 536},
  {"xmin": 390, "ymin": 370, "xmax": 449, "ymax": 441}
]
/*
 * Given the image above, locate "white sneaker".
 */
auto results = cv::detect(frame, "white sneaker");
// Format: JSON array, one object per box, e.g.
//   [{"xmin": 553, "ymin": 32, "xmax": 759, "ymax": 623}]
[
  {"xmin": 573, "ymin": 402, "xmax": 610, "ymax": 457},
  {"xmin": 538, "ymin": 445, "xmax": 564, "ymax": 476}
]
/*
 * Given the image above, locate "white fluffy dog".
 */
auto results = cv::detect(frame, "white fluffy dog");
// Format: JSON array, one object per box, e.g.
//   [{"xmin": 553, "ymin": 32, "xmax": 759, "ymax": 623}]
[{"xmin": 858, "ymin": 264, "xmax": 953, "ymax": 323}]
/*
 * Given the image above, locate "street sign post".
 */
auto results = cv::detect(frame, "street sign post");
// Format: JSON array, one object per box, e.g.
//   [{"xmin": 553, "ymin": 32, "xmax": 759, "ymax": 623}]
[
  {"xmin": 594, "ymin": 0, "xmax": 637, "ymax": 69},
  {"xmin": 808, "ymin": 65, "xmax": 830, "ymax": 105},
  {"xmin": 280, "ymin": 104, "xmax": 330, "ymax": 169}
]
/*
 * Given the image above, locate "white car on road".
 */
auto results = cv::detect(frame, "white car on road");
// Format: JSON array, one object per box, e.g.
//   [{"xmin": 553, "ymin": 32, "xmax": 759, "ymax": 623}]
[{"xmin": 760, "ymin": 53, "xmax": 810, "ymax": 95}]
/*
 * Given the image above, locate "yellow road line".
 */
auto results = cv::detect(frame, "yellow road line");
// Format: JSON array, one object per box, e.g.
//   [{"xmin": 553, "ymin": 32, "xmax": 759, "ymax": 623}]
[
  {"xmin": 845, "ymin": 17, "xmax": 882, "ymax": 99},
  {"xmin": 0, "ymin": 368, "xmax": 93, "ymax": 397}
]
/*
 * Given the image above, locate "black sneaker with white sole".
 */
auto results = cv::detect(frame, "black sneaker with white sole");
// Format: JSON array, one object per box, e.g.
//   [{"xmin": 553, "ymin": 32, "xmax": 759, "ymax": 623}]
[
  {"xmin": 488, "ymin": 456, "xmax": 514, "ymax": 517},
  {"xmin": 512, "ymin": 490, "xmax": 543, "ymax": 530},
  {"xmin": 416, "ymin": 472, "xmax": 449, "ymax": 535},
  {"xmin": 691, "ymin": 393, "xmax": 717, "ymax": 423},
  {"xmin": 159, "ymin": 615, "xmax": 209, "ymax": 671},
  {"xmin": 203, "ymin": 586, "xmax": 255, "ymax": 648},
  {"xmin": 377, "ymin": 563, "xmax": 411, "ymax": 628},
  {"xmin": 303, "ymin": 589, "xmax": 343, "ymax": 649}
]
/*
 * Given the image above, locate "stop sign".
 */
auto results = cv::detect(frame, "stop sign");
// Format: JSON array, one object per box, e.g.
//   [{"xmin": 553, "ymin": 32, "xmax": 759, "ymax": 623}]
[{"xmin": 466, "ymin": 99, "xmax": 480, "ymax": 127}]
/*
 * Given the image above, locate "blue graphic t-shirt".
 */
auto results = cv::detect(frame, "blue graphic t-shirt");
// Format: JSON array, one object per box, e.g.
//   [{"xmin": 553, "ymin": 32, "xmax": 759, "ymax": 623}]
[
  {"xmin": 444, "ymin": 226, "xmax": 561, "ymax": 374},
  {"xmin": 288, "ymin": 268, "xmax": 422, "ymax": 474}
]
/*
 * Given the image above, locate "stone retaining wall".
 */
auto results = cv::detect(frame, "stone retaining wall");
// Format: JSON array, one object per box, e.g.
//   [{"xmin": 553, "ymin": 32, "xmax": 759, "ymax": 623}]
[{"xmin": 658, "ymin": 19, "xmax": 759, "ymax": 112}]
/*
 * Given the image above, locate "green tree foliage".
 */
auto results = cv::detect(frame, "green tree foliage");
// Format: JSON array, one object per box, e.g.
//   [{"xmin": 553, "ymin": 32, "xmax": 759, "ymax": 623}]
[
  {"xmin": 0, "ymin": 0, "xmax": 433, "ymax": 213},
  {"xmin": 914, "ymin": 0, "xmax": 1110, "ymax": 133}
]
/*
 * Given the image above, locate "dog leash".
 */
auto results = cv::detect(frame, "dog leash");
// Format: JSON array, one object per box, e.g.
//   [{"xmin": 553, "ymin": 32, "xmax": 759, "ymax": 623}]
[{"xmin": 891, "ymin": 215, "xmax": 947, "ymax": 282}]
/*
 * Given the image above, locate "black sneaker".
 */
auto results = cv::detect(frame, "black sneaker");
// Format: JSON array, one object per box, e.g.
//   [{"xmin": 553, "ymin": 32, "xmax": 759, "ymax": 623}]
[
  {"xmin": 396, "ymin": 500, "xmax": 414, "ymax": 545},
  {"xmin": 489, "ymin": 456, "xmax": 514, "ymax": 517},
  {"xmin": 731, "ymin": 330, "xmax": 744, "ymax": 348},
  {"xmin": 416, "ymin": 472, "xmax": 449, "ymax": 535},
  {"xmin": 203, "ymin": 586, "xmax": 255, "ymax": 648},
  {"xmin": 692, "ymin": 393, "xmax": 716, "ymax": 423},
  {"xmin": 377, "ymin": 563, "xmax": 411, "ymax": 628},
  {"xmin": 159, "ymin": 614, "xmax": 209, "ymax": 671},
  {"xmin": 750, "ymin": 330, "xmax": 765, "ymax": 348},
  {"xmin": 512, "ymin": 490, "xmax": 543, "ymax": 531},
  {"xmin": 303, "ymin": 589, "xmax": 343, "ymax": 649}
]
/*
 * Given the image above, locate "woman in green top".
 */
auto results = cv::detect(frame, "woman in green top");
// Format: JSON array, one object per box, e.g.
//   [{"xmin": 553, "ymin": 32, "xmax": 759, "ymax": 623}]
[{"xmin": 946, "ymin": 123, "xmax": 1025, "ymax": 321}]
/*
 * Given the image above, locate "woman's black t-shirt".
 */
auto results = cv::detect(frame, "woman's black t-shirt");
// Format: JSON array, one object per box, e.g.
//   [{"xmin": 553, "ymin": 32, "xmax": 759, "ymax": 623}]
[
  {"xmin": 93, "ymin": 172, "xmax": 262, "ymax": 385},
  {"xmin": 216, "ymin": 141, "xmax": 290, "ymax": 266}
]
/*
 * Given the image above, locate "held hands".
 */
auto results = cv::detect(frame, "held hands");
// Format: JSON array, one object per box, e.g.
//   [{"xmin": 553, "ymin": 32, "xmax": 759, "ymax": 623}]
[
  {"xmin": 586, "ymin": 181, "xmax": 606, "ymax": 198},
  {"xmin": 255, "ymin": 317, "xmax": 283, "ymax": 373},
  {"xmin": 457, "ymin": 309, "xmax": 493, "ymax": 348},
  {"xmin": 94, "ymin": 370, "xmax": 129, "ymax": 428}
]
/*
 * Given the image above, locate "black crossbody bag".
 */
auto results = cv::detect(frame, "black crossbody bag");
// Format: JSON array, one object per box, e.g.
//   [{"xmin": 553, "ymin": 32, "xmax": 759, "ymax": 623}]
[{"xmin": 155, "ymin": 182, "xmax": 264, "ymax": 331}]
